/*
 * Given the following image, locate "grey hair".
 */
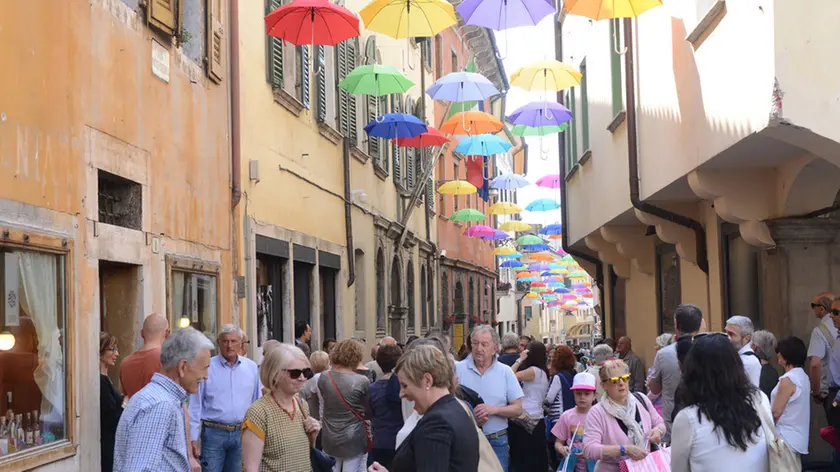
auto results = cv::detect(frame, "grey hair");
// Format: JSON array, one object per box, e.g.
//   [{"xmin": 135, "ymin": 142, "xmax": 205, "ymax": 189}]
[
  {"xmin": 501, "ymin": 332, "xmax": 519, "ymax": 350},
  {"xmin": 726, "ymin": 315, "xmax": 755, "ymax": 339},
  {"xmin": 160, "ymin": 327, "xmax": 215, "ymax": 370},
  {"xmin": 470, "ymin": 324, "xmax": 501, "ymax": 347},
  {"xmin": 751, "ymin": 330, "xmax": 777, "ymax": 361},
  {"xmin": 592, "ymin": 343, "xmax": 613, "ymax": 364},
  {"xmin": 655, "ymin": 333, "xmax": 674, "ymax": 348},
  {"xmin": 217, "ymin": 324, "xmax": 243, "ymax": 341}
]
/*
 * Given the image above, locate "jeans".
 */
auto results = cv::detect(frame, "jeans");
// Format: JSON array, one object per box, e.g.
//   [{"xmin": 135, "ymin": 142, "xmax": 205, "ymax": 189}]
[
  {"xmin": 487, "ymin": 433, "xmax": 509, "ymax": 472},
  {"xmin": 200, "ymin": 425, "xmax": 242, "ymax": 472}
]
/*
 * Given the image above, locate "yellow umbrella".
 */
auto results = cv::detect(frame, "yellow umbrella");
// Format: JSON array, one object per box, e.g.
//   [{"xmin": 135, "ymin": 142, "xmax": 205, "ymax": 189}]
[
  {"xmin": 499, "ymin": 220, "xmax": 531, "ymax": 232},
  {"xmin": 437, "ymin": 180, "xmax": 477, "ymax": 195},
  {"xmin": 525, "ymin": 292, "xmax": 541, "ymax": 299},
  {"xmin": 564, "ymin": 0, "xmax": 662, "ymax": 20},
  {"xmin": 493, "ymin": 246, "xmax": 517, "ymax": 256},
  {"xmin": 510, "ymin": 60, "xmax": 582, "ymax": 92},
  {"xmin": 360, "ymin": 0, "xmax": 457, "ymax": 39},
  {"xmin": 488, "ymin": 202, "xmax": 523, "ymax": 215}
]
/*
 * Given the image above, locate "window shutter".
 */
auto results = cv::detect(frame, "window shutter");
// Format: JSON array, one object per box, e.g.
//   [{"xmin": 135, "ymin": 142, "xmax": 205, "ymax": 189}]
[
  {"xmin": 392, "ymin": 95, "xmax": 402, "ymax": 185},
  {"xmin": 368, "ymin": 95, "xmax": 379, "ymax": 157},
  {"xmin": 347, "ymin": 39, "xmax": 358, "ymax": 146},
  {"xmin": 426, "ymin": 176, "xmax": 434, "ymax": 211},
  {"xmin": 316, "ymin": 46, "xmax": 327, "ymax": 122},
  {"xmin": 147, "ymin": 0, "xmax": 178, "ymax": 35},
  {"xmin": 206, "ymin": 0, "xmax": 224, "ymax": 83},
  {"xmin": 299, "ymin": 45, "xmax": 311, "ymax": 109},
  {"xmin": 380, "ymin": 95, "xmax": 389, "ymax": 172},
  {"xmin": 336, "ymin": 42, "xmax": 350, "ymax": 137},
  {"xmin": 266, "ymin": 0, "xmax": 284, "ymax": 88}
]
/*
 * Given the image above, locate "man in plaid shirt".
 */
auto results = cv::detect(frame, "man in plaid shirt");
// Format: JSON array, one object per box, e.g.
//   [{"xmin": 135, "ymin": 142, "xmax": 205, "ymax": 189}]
[{"xmin": 114, "ymin": 327, "xmax": 214, "ymax": 472}]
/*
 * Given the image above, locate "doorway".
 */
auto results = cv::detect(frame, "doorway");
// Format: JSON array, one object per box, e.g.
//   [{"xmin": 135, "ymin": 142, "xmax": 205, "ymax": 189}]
[
  {"xmin": 256, "ymin": 254, "xmax": 286, "ymax": 346},
  {"xmin": 99, "ymin": 260, "xmax": 142, "ymax": 390}
]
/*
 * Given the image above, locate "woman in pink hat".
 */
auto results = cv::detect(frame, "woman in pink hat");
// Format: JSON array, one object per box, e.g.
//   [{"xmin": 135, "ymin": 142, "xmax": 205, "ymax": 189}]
[{"xmin": 552, "ymin": 372, "xmax": 598, "ymax": 472}]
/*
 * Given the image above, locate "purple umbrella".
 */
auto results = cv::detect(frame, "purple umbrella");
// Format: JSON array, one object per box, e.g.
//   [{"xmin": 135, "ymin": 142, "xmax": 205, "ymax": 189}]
[
  {"xmin": 482, "ymin": 230, "xmax": 510, "ymax": 241},
  {"xmin": 507, "ymin": 101, "xmax": 573, "ymax": 127},
  {"xmin": 427, "ymin": 72, "xmax": 500, "ymax": 103},
  {"xmin": 528, "ymin": 262, "xmax": 551, "ymax": 271},
  {"xmin": 456, "ymin": 0, "xmax": 555, "ymax": 30}
]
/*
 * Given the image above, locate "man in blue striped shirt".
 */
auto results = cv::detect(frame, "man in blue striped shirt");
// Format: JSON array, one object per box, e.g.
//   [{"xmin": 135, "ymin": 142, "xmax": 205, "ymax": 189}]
[{"xmin": 114, "ymin": 327, "xmax": 214, "ymax": 472}]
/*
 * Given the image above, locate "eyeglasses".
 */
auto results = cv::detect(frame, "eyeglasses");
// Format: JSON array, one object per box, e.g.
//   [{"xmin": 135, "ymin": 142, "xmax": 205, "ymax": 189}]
[
  {"xmin": 608, "ymin": 374, "xmax": 631, "ymax": 384},
  {"xmin": 284, "ymin": 368, "xmax": 314, "ymax": 380},
  {"xmin": 832, "ymin": 309, "xmax": 840, "ymax": 316}
]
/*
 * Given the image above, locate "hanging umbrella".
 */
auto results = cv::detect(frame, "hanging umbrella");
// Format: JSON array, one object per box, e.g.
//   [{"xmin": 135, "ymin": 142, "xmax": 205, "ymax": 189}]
[
  {"xmin": 571, "ymin": 283, "xmax": 587, "ymax": 290},
  {"xmin": 441, "ymin": 111, "xmax": 504, "ymax": 136},
  {"xmin": 493, "ymin": 246, "xmax": 517, "ymax": 256},
  {"xmin": 500, "ymin": 260, "xmax": 525, "ymax": 268},
  {"xmin": 528, "ymin": 263, "xmax": 551, "ymax": 271},
  {"xmin": 543, "ymin": 276, "xmax": 563, "ymax": 283},
  {"xmin": 540, "ymin": 271, "xmax": 554, "ymax": 277},
  {"xmin": 427, "ymin": 72, "xmax": 500, "ymax": 102},
  {"xmin": 563, "ymin": 0, "xmax": 662, "ymax": 20},
  {"xmin": 510, "ymin": 60, "xmax": 582, "ymax": 92},
  {"xmin": 548, "ymin": 234, "xmax": 564, "ymax": 240},
  {"xmin": 438, "ymin": 180, "xmax": 477, "ymax": 195},
  {"xmin": 540, "ymin": 224, "xmax": 563, "ymax": 235},
  {"xmin": 525, "ymin": 292, "xmax": 541, "ymax": 299},
  {"xmin": 562, "ymin": 293, "xmax": 578, "ymax": 300},
  {"xmin": 488, "ymin": 202, "xmax": 524, "ymax": 215},
  {"xmin": 464, "ymin": 225, "xmax": 496, "ymax": 237},
  {"xmin": 569, "ymin": 270, "xmax": 588, "ymax": 277},
  {"xmin": 530, "ymin": 281, "xmax": 547, "ymax": 288},
  {"xmin": 516, "ymin": 234, "xmax": 544, "ymax": 246},
  {"xmin": 359, "ymin": 0, "xmax": 457, "ymax": 38},
  {"xmin": 507, "ymin": 101, "xmax": 574, "ymax": 127},
  {"xmin": 516, "ymin": 271, "xmax": 537, "ymax": 279},
  {"xmin": 500, "ymin": 251, "xmax": 523, "ymax": 259},
  {"xmin": 510, "ymin": 124, "xmax": 568, "ymax": 136},
  {"xmin": 456, "ymin": 0, "xmax": 555, "ymax": 30},
  {"xmin": 364, "ymin": 113, "xmax": 427, "ymax": 139},
  {"xmin": 454, "ymin": 134, "xmax": 512, "ymax": 156},
  {"xmin": 555, "ymin": 287, "xmax": 570, "ymax": 294},
  {"xmin": 395, "ymin": 127, "xmax": 449, "ymax": 148},
  {"xmin": 523, "ymin": 243, "xmax": 551, "ymax": 252},
  {"xmin": 528, "ymin": 252, "xmax": 555, "ymax": 261},
  {"xmin": 339, "ymin": 64, "xmax": 414, "ymax": 96},
  {"xmin": 499, "ymin": 220, "xmax": 531, "ymax": 232},
  {"xmin": 526, "ymin": 199, "xmax": 560, "ymax": 212},
  {"xmin": 536, "ymin": 174, "xmax": 561, "ymax": 188},
  {"xmin": 555, "ymin": 247, "xmax": 568, "ymax": 256},
  {"xmin": 449, "ymin": 208, "xmax": 485, "ymax": 222},
  {"xmin": 482, "ymin": 230, "xmax": 510, "ymax": 241},
  {"xmin": 491, "ymin": 174, "xmax": 529, "ymax": 190},
  {"xmin": 266, "ymin": 0, "xmax": 360, "ymax": 46}
]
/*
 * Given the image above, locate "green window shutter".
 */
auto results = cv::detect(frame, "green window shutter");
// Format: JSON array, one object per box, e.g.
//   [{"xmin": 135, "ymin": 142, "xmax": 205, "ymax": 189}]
[
  {"xmin": 581, "ymin": 60, "xmax": 589, "ymax": 151},
  {"xmin": 299, "ymin": 46, "xmax": 310, "ymax": 109},
  {"xmin": 316, "ymin": 46, "xmax": 327, "ymax": 121},
  {"xmin": 392, "ymin": 95, "xmax": 402, "ymax": 185},
  {"xmin": 347, "ymin": 39, "xmax": 358, "ymax": 146},
  {"xmin": 610, "ymin": 19, "xmax": 623, "ymax": 117},
  {"xmin": 266, "ymin": 0, "xmax": 283, "ymax": 88},
  {"xmin": 368, "ymin": 95, "xmax": 379, "ymax": 157}
]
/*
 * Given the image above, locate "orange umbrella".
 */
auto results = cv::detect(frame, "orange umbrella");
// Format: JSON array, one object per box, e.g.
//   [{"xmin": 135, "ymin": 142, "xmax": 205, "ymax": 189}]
[
  {"xmin": 441, "ymin": 111, "xmax": 503, "ymax": 136},
  {"xmin": 528, "ymin": 252, "xmax": 555, "ymax": 262}
]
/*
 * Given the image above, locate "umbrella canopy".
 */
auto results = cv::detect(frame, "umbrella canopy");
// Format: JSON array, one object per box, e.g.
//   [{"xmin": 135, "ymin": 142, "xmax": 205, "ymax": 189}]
[
  {"xmin": 540, "ymin": 223, "xmax": 563, "ymax": 235},
  {"xmin": 449, "ymin": 208, "xmax": 485, "ymax": 222},
  {"xmin": 536, "ymin": 174, "xmax": 561, "ymax": 188},
  {"xmin": 364, "ymin": 113, "xmax": 427, "ymax": 139},
  {"xmin": 394, "ymin": 127, "xmax": 449, "ymax": 148},
  {"xmin": 441, "ymin": 111, "xmax": 504, "ymax": 136},
  {"xmin": 555, "ymin": 287, "xmax": 570, "ymax": 294},
  {"xmin": 528, "ymin": 263, "xmax": 551, "ymax": 271},
  {"xmin": 266, "ymin": 0, "xmax": 360, "ymax": 46},
  {"xmin": 528, "ymin": 252, "xmax": 555, "ymax": 261},
  {"xmin": 500, "ymin": 260, "xmax": 525, "ymax": 268},
  {"xmin": 510, "ymin": 124, "xmax": 569, "ymax": 136},
  {"xmin": 438, "ymin": 180, "xmax": 477, "ymax": 195},
  {"xmin": 491, "ymin": 173, "xmax": 530, "ymax": 190},
  {"xmin": 482, "ymin": 230, "xmax": 510, "ymax": 241},
  {"xmin": 464, "ymin": 225, "xmax": 496, "ymax": 237},
  {"xmin": 499, "ymin": 220, "xmax": 531, "ymax": 232},
  {"xmin": 569, "ymin": 270, "xmax": 588, "ymax": 277},
  {"xmin": 530, "ymin": 281, "xmax": 546, "ymax": 288},
  {"xmin": 507, "ymin": 101, "xmax": 574, "ymax": 127},
  {"xmin": 339, "ymin": 64, "xmax": 413, "ymax": 96},
  {"xmin": 360, "ymin": 0, "xmax": 457, "ymax": 38},
  {"xmin": 510, "ymin": 60, "xmax": 582, "ymax": 92},
  {"xmin": 516, "ymin": 234, "xmax": 544, "ymax": 245},
  {"xmin": 493, "ymin": 246, "xmax": 517, "ymax": 256},
  {"xmin": 523, "ymin": 243, "xmax": 551, "ymax": 252},
  {"xmin": 488, "ymin": 202, "xmax": 524, "ymax": 215},
  {"xmin": 516, "ymin": 271, "xmax": 538, "ymax": 279},
  {"xmin": 500, "ymin": 252, "xmax": 524, "ymax": 259},
  {"xmin": 548, "ymin": 234, "xmax": 563, "ymax": 240},
  {"xmin": 456, "ymin": 0, "xmax": 555, "ymax": 30},
  {"xmin": 454, "ymin": 134, "xmax": 513, "ymax": 156},
  {"xmin": 564, "ymin": 0, "xmax": 662, "ymax": 19},
  {"xmin": 526, "ymin": 199, "xmax": 561, "ymax": 211},
  {"xmin": 427, "ymin": 72, "xmax": 500, "ymax": 102}
]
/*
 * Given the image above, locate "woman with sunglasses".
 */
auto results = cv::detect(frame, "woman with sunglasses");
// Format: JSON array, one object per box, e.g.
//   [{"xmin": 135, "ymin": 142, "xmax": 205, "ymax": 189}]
[
  {"xmin": 242, "ymin": 343, "xmax": 320, "ymax": 472},
  {"xmin": 582, "ymin": 359, "xmax": 665, "ymax": 471}
]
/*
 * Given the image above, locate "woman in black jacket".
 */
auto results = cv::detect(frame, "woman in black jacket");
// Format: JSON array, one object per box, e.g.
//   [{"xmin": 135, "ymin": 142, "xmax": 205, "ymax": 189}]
[
  {"xmin": 370, "ymin": 345, "xmax": 479, "ymax": 472},
  {"xmin": 99, "ymin": 332, "xmax": 123, "ymax": 472}
]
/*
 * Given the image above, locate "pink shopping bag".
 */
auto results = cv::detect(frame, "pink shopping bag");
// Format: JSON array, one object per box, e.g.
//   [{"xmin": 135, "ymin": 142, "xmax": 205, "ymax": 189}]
[{"xmin": 618, "ymin": 447, "xmax": 671, "ymax": 472}]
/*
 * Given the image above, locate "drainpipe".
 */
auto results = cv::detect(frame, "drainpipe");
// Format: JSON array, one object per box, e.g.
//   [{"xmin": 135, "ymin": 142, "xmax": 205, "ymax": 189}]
[
  {"xmin": 553, "ymin": 18, "xmax": 605, "ymax": 296},
  {"xmin": 623, "ymin": 19, "xmax": 708, "ymax": 274},
  {"xmin": 343, "ymin": 137, "xmax": 356, "ymax": 287},
  {"xmin": 230, "ymin": 0, "xmax": 242, "ymax": 209}
]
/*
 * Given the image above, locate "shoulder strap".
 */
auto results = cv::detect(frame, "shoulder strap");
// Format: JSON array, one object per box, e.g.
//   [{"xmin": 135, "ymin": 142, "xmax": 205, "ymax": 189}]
[
  {"xmin": 327, "ymin": 371, "xmax": 365, "ymax": 423},
  {"xmin": 818, "ymin": 322, "xmax": 837, "ymax": 350},
  {"xmin": 742, "ymin": 351, "xmax": 759, "ymax": 358}
]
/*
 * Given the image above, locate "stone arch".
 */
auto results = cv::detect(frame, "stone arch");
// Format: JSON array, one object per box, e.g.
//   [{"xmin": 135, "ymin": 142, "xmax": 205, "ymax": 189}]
[
  {"xmin": 454, "ymin": 279, "xmax": 465, "ymax": 315},
  {"xmin": 780, "ymin": 157, "xmax": 840, "ymax": 216},
  {"xmin": 468, "ymin": 276, "xmax": 476, "ymax": 328}
]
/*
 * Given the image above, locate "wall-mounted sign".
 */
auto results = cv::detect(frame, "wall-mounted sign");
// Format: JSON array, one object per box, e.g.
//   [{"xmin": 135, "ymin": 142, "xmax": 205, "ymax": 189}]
[{"xmin": 151, "ymin": 39, "xmax": 170, "ymax": 83}]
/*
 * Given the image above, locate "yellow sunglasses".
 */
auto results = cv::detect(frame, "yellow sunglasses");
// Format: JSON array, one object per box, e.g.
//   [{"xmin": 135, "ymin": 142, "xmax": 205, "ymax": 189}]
[{"xmin": 609, "ymin": 374, "xmax": 631, "ymax": 385}]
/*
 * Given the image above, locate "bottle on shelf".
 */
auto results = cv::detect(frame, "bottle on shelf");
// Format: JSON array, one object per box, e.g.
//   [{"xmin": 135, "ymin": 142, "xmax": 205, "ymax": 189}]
[
  {"xmin": 15, "ymin": 414, "xmax": 23, "ymax": 450},
  {"xmin": 0, "ymin": 416, "xmax": 8, "ymax": 456},
  {"xmin": 7, "ymin": 412, "xmax": 15, "ymax": 453},
  {"xmin": 24, "ymin": 412, "xmax": 33, "ymax": 446},
  {"xmin": 32, "ymin": 410, "xmax": 41, "ymax": 446}
]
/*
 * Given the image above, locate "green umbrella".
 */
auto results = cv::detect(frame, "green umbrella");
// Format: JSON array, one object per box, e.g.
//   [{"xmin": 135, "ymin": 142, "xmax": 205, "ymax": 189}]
[
  {"xmin": 516, "ymin": 234, "xmax": 544, "ymax": 246},
  {"xmin": 339, "ymin": 64, "xmax": 414, "ymax": 96},
  {"xmin": 449, "ymin": 208, "xmax": 486, "ymax": 222},
  {"xmin": 510, "ymin": 123, "xmax": 569, "ymax": 136}
]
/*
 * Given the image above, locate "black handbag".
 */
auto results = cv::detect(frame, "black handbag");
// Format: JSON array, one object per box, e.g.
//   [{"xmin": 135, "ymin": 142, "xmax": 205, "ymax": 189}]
[{"xmin": 297, "ymin": 398, "xmax": 335, "ymax": 472}]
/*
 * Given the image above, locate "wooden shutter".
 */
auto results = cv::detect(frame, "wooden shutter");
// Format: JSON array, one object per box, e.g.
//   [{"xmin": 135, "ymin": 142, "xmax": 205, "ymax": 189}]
[
  {"xmin": 392, "ymin": 95, "xmax": 402, "ymax": 185},
  {"xmin": 316, "ymin": 46, "xmax": 327, "ymax": 122},
  {"xmin": 300, "ymin": 45, "xmax": 311, "ymax": 108},
  {"xmin": 426, "ymin": 175, "xmax": 434, "ymax": 210},
  {"xmin": 380, "ymin": 95, "xmax": 389, "ymax": 172},
  {"xmin": 367, "ymin": 95, "xmax": 379, "ymax": 157},
  {"xmin": 405, "ymin": 96, "xmax": 415, "ymax": 189},
  {"xmin": 347, "ymin": 39, "xmax": 359, "ymax": 146},
  {"xmin": 206, "ymin": 0, "xmax": 224, "ymax": 83},
  {"xmin": 147, "ymin": 0, "xmax": 178, "ymax": 35},
  {"xmin": 336, "ymin": 42, "xmax": 350, "ymax": 137},
  {"xmin": 266, "ymin": 0, "xmax": 283, "ymax": 87}
]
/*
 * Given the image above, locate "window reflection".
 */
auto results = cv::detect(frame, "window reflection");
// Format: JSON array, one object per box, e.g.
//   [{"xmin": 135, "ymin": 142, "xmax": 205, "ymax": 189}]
[{"xmin": 171, "ymin": 270, "xmax": 217, "ymax": 341}]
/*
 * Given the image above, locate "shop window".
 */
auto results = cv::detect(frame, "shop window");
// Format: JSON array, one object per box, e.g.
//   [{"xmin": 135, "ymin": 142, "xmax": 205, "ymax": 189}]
[
  {"xmin": 0, "ymin": 246, "xmax": 68, "ymax": 460},
  {"xmin": 168, "ymin": 257, "xmax": 219, "ymax": 340},
  {"xmin": 656, "ymin": 244, "xmax": 681, "ymax": 334}
]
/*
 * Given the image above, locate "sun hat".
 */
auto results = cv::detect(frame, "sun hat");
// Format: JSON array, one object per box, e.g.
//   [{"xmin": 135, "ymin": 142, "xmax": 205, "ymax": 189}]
[{"xmin": 570, "ymin": 372, "xmax": 597, "ymax": 391}]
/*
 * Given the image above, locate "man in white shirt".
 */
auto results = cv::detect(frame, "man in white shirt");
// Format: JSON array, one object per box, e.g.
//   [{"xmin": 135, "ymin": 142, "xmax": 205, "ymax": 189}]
[
  {"xmin": 724, "ymin": 315, "xmax": 762, "ymax": 389},
  {"xmin": 808, "ymin": 293, "xmax": 837, "ymax": 409}
]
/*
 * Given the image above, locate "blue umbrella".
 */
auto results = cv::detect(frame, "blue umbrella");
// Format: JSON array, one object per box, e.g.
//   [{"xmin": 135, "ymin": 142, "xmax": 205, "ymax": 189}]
[
  {"xmin": 482, "ymin": 230, "xmax": 510, "ymax": 241},
  {"xmin": 427, "ymin": 72, "xmax": 500, "ymax": 102},
  {"xmin": 555, "ymin": 287, "xmax": 570, "ymax": 294},
  {"xmin": 540, "ymin": 223, "xmax": 563, "ymax": 235},
  {"xmin": 490, "ymin": 173, "xmax": 529, "ymax": 190},
  {"xmin": 500, "ymin": 260, "xmax": 524, "ymax": 268},
  {"xmin": 507, "ymin": 101, "xmax": 574, "ymax": 127},
  {"xmin": 455, "ymin": 134, "xmax": 512, "ymax": 156},
  {"xmin": 364, "ymin": 113, "xmax": 427, "ymax": 139},
  {"xmin": 526, "ymin": 199, "xmax": 560, "ymax": 212},
  {"xmin": 523, "ymin": 243, "xmax": 551, "ymax": 252},
  {"xmin": 497, "ymin": 252, "xmax": 523, "ymax": 259}
]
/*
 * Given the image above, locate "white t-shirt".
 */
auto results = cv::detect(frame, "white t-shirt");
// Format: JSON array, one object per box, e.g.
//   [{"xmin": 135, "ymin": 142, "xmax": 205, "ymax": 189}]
[
  {"xmin": 521, "ymin": 367, "xmax": 549, "ymax": 417},
  {"xmin": 395, "ymin": 410, "xmax": 422, "ymax": 449},
  {"xmin": 770, "ymin": 367, "xmax": 810, "ymax": 454},
  {"xmin": 808, "ymin": 315, "xmax": 838, "ymax": 394},
  {"xmin": 739, "ymin": 344, "xmax": 762, "ymax": 389}
]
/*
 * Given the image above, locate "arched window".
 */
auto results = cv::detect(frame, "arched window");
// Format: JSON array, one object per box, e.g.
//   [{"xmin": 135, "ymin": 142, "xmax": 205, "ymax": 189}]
[
  {"xmin": 354, "ymin": 249, "xmax": 365, "ymax": 332},
  {"xmin": 375, "ymin": 249, "xmax": 385, "ymax": 333},
  {"xmin": 407, "ymin": 261, "xmax": 415, "ymax": 335},
  {"xmin": 441, "ymin": 272, "xmax": 449, "ymax": 318},
  {"xmin": 454, "ymin": 280, "xmax": 464, "ymax": 315},
  {"xmin": 468, "ymin": 277, "xmax": 475, "ymax": 327}
]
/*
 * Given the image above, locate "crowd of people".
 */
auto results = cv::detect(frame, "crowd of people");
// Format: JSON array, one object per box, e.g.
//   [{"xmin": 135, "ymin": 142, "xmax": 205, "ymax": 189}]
[{"xmin": 93, "ymin": 295, "xmax": 840, "ymax": 472}]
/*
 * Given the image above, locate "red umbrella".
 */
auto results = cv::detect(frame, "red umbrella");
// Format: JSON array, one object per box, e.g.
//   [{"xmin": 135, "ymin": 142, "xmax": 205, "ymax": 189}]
[
  {"xmin": 394, "ymin": 126, "xmax": 450, "ymax": 148},
  {"xmin": 265, "ymin": 0, "xmax": 360, "ymax": 46}
]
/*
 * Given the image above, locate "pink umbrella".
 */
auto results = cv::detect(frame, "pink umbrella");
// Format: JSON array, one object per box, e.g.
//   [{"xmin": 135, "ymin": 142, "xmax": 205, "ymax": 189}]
[
  {"xmin": 463, "ymin": 225, "xmax": 496, "ymax": 237},
  {"xmin": 536, "ymin": 174, "xmax": 561, "ymax": 188}
]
